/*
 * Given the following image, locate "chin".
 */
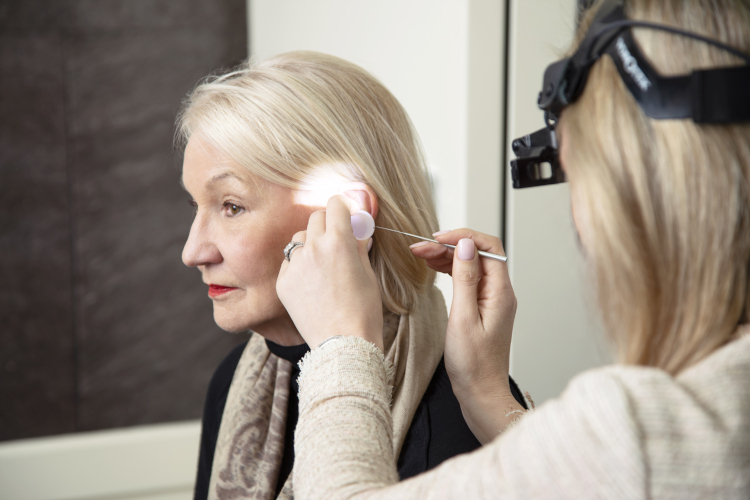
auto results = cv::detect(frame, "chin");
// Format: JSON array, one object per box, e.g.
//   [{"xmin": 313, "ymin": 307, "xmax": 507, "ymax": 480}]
[
  {"xmin": 212, "ymin": 300, "xmax": 285, "ymax": 334},
  {"xmin": 212, "ymin": 308, "xmax": 257, "ymax": 333},
  {"xmin": 214, "ymin": 293, "xmax": 296, "ymax": 337}
]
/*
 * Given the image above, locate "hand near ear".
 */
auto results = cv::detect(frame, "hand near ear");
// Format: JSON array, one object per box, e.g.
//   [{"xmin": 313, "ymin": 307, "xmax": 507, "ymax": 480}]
[
  {"xmin": 276, "ymin": 195, "xmax": 384, "ymax": 351},
  {"xmin": 411, "ymin": 229, "xmax": 523, "ymax": 443}
]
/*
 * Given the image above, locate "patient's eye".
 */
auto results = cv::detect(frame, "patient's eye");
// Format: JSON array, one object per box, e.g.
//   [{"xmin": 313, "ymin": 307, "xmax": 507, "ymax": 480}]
[{"xmin": 223, "ymin": 201, "xmax": 244, "ymax": 216}]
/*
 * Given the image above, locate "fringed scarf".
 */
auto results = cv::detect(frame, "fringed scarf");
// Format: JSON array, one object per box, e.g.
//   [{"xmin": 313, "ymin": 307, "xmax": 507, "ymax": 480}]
[{"xmin": 207, "ymin": 286, "xmax": 448, "ymax": 500}]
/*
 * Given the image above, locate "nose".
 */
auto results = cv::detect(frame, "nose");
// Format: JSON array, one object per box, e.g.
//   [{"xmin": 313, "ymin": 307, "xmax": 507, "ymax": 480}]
[{"xmin": 182, "ymin": 214, "xmax": 222, "ymax": 268}]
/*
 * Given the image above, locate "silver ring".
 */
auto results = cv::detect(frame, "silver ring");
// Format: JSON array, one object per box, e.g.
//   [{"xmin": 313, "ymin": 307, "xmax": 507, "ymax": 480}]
[{"xmin": 284, "ymin": 241, "xmax": 305, "ymax": 262}]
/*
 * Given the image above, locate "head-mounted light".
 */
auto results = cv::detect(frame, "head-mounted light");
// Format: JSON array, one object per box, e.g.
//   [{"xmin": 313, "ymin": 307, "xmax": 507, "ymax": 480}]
[{"xmin": 510, "ymin": 0, "xmax": 750, "ymax": 189}]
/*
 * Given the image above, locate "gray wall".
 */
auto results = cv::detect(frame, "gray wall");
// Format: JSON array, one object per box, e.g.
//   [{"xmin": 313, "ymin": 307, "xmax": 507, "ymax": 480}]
[{"xmin": 0, "ymin": 0, "xmax": 249, "ymax": 441}]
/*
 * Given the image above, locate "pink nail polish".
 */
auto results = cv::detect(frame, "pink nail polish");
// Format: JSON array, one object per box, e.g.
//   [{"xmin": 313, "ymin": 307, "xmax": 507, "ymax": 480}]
[
  {"xmin": 457, "ymin": 238, "xmax": 475, "ymax": 261},
  {"xmin": 432, "ymin": 229, "xmax": 451, "ymax": 237},
  {"xmin": 409, "ymin": 241, "xmax": 430, "ymax": 249}
]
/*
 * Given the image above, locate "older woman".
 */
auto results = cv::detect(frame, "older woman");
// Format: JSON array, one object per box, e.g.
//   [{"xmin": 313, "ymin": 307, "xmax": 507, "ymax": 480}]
[
  {"xmin": 177, "ymin": 52, "xmax": 527, "ymax": 500},
  {"xmin": 277, "ymin": 0, "xmax": 750, "ymax": 498}
]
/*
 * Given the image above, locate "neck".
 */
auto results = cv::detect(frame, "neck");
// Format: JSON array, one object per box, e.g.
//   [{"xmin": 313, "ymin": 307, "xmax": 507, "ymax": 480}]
[{"xmin": 252, "ymin": 314, "xmax": 306, "ymax": 346}]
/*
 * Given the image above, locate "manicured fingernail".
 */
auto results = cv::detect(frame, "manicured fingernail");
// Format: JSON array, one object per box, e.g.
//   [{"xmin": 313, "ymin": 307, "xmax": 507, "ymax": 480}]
[
  {"xmin": 367, "ymin": 238, "xmax": 373, "ymax": 252},
  {"xmin": 457, "ymin": 238, "xmax": 475, "ymax": 261},
  {"xmin": 409, "ymin": 241, "xmax": 430, "ymax": 249},
  {"xmin": 432, "ymin": 230, "xmax": 451, "ymax": 237}
]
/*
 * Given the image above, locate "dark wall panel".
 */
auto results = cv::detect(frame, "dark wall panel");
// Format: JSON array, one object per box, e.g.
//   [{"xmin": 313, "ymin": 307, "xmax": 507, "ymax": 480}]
[
  {"xmin": 64, "ymin": 26, "xmax": 248, "ymax": 430},
  {"xmin": 0, "ymin": 0, "xmax": 249, "ymax": 440},
  {"xmin": 0, "ymin": 34, "xmax": 77, "ymax": 440}
]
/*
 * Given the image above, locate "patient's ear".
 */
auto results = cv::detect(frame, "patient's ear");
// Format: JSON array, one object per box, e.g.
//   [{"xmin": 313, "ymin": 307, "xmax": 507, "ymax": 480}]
[{"xmin": 340, "ymin": 183, "xmax": 379, "ymax": 220}]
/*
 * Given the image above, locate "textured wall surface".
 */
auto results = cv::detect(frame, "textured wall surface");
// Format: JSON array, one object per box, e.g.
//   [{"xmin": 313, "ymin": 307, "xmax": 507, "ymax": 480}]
[{"xmin": 0, "ymin": 0, "xmax": 249, "ymax": 441}]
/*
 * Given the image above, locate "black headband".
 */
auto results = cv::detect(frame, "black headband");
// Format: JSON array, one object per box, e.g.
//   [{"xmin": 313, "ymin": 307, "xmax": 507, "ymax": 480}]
[{"xmin": 510, "ymin": 0, "xmax": 750, "ymax": 189}]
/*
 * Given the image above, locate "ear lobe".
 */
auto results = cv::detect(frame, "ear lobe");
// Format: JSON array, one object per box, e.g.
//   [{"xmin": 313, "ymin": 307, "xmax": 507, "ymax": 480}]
[{"xmin": 341, "ymin": 182, "xmax": 379, "ymax": 220}]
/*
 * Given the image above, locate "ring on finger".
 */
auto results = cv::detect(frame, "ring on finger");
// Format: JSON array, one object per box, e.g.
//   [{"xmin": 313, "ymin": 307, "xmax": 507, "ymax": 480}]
[{"xmin": 283, "ymin": 241, "xmax": 305, "ymax": 262}]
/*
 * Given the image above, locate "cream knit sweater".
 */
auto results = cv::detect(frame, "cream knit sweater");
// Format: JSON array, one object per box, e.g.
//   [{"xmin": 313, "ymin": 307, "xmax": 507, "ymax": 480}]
[{"xmin": 293, "ymin": 330, "xmax": 750, "ymax": 499}]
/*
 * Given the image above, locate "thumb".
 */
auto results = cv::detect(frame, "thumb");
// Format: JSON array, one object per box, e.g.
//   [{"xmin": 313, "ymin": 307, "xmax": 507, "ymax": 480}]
[
  {"xmin": 450, "ymin": 238, "xmax": 481, "ymax": 324},
  {"xmin": 357, "ymin": 237, "xmax": 373, "ymax": 267}
]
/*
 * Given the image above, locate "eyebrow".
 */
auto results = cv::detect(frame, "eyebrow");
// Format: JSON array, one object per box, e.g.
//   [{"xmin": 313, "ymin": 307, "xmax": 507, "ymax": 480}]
[
  {"xmin": 207, "ymin": 171, "xmax": 243, "ymax": 186},
  {"xmin": 179, "ymin": 171, "xmax": 243, "ymax": 191}
]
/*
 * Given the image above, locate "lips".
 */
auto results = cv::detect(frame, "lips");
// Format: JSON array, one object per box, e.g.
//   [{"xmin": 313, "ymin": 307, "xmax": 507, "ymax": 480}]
[{"xmin": 208, "ymin": 284, "xmax": 238, "ymax": 298}]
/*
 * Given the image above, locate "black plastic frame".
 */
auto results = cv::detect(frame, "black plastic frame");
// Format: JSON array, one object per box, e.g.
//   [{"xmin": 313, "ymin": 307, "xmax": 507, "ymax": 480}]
[{"xmin": 510, "ymin": 0, "xmax": 750, "ymax": 189}]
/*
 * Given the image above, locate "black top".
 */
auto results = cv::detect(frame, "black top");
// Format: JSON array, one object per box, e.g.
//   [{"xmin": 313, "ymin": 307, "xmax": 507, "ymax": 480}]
[
  {"xmin": 265, "ymin": 340, "xmax": 308, "ymax": 495},
  {"xmin": 194, "ymin": 337, "xmax": 527, "ymax": 499}
]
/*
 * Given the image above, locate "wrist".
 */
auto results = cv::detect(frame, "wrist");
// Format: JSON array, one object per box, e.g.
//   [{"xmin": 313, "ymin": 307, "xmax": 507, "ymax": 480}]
[
  {"xmin": 317, "ymin": 335, "xmax": 344, "ymax": 349},
  {"xmin": 460, "ymin": 379, "xmax": 514, "ymax": 412},
  {"xmin": 449, "ymin": 363, "xmax": 510, "ymax": 408},
  {"xmin": 458, "ymin": 385, "xmax": 520, "ymax": 444},
  {"xmin": 315, "ymin": 329, "xmax": 383, "ymax": 352}
]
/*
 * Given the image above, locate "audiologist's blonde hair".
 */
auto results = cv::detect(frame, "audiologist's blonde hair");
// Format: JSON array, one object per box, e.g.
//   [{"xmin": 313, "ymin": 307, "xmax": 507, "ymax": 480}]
[
  {"xmin": 562, "ymin": 0, "xmax": 750, "ymax": 374},
  {"xmin": 177, "ymin": 51, "xmax": 437, "ymax": 314}
]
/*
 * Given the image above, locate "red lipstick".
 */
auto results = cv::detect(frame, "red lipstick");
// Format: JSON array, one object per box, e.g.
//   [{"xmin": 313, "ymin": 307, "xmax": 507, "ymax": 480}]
[{"xmin": 208, "ymin": 285, "xmax": 237, "ymax": 298}]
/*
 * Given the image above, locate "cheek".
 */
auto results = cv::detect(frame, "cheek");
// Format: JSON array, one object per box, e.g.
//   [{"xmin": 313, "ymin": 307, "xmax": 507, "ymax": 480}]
[
  {"xmin": 224, "ymin": 213, "xmax": 304, "ymax": 287},
  {"xmin": 222, "ymin": 202, "xmax": 313, "ymax": 289},
  {"xmin": 226, "ymin": 233, "xmax": 285, "ymax": 285}
]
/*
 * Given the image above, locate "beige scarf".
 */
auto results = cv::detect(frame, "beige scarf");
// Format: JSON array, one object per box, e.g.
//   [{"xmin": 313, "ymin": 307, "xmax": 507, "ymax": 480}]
[{"xmin": 207, "ymin": 286, "xmax": 448, "ymax": 500}]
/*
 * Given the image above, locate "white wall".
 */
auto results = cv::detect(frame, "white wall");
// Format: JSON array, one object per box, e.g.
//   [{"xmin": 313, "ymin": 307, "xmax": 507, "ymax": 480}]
[
  {"xmin": 504, "ymin": 0, "xmax": 609, "ymax": 404},
  {"xmin": 249, "ymin": 0, "xmax": 506, "ymax": 303},
  {"xmin": 0, "ymin": 422, "xmax": 200, "ymax": 500}
]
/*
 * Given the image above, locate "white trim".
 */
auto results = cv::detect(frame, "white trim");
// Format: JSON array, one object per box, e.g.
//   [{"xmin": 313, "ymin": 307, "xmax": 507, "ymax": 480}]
[{"xmin": 0, "ymin": 421, "xmax": 200, "ymax": 500}]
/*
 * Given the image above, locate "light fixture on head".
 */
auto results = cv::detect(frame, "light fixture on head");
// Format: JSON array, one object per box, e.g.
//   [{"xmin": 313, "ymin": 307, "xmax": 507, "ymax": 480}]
[{"xmin": 510, "ymin": 0, "xmax": 750, "ymax": 189}]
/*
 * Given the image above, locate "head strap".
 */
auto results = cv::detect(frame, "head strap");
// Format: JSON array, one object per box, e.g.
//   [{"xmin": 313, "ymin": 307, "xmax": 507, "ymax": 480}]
[{"xmin": 511, "ymin": 0, "xmax": 750, "ymax": 189}]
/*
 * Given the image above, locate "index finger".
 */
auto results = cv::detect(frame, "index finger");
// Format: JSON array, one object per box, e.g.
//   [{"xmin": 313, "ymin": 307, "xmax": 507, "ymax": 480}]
[
  {"xmin": 325, "ymin": 195, "xmax": 357, "ymax": 235},
  {"xmin": 436, "ymin": 228, "xmax": 509, "ymax": 279},
  {"xmin": 434, "ymin": 229, "xmax": 507, "ymax": 259}
]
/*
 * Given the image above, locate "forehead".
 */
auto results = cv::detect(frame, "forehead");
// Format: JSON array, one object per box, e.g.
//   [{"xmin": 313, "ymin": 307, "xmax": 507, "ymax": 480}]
[{"xmin": 181, "ymin": 135, "xmax": 255, "ymax": 191}]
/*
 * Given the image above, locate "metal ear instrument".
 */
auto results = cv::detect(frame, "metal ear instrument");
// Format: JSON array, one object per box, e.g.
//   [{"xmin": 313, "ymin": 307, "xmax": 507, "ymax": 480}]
[
  {"xmin": 350, "ymin": 210, "xmax": 507, "ymax": 262},
  {"xmin": 374, "ymin": 226, "xmax": 508, "ymax": 263}
]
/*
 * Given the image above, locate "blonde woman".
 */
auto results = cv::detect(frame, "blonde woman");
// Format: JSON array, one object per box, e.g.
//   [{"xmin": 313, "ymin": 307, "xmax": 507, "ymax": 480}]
[
  {"xmin": 177, "ymin": 52, "xmax": 527, "ymax": 500},
  {"xmin": 277, "ymin": 0, "xmax": 750, "ymax": 498}
]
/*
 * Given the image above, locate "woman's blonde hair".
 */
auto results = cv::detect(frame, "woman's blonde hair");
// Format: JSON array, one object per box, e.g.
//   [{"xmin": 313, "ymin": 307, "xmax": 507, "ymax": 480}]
[
  {"xmin": 562, "ymin": 0, "xmax": 750, "ymax": 374},
  {"xmin": 177, "ymin": 51, "xmax": 437, "ymax": 314}
]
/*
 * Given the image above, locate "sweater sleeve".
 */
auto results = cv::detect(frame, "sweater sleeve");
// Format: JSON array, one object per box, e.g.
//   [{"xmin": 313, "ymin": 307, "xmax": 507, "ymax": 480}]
[{"xmin": 294, "ymin": 336, "xmax": 647, "ymax": 500}]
